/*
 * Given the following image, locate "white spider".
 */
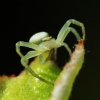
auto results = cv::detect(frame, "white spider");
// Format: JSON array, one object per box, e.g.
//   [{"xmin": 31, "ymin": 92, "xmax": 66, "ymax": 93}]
[{"xmin": 16, "ymin": 19, "xmax": 85, "ymax": 85}]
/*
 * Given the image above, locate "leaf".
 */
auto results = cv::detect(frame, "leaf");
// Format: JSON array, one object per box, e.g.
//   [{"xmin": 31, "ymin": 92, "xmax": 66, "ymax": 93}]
[
  {"xmin": 0, "ymin": 52, "xmax": 61, "ymax": 100},
  {"xmin": 48, "ymin": 40, "xmax": 85, "ymax": 100}
]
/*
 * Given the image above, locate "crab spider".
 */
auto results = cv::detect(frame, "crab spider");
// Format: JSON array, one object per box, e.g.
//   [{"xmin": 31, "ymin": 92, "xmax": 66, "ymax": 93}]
[{"xmin": 16, "ymin": 19, "xmax": 85, "ymax": 85}]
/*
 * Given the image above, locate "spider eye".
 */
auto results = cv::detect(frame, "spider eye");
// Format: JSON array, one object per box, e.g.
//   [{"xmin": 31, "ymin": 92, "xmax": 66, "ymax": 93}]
[{"xmin": 29, "ymin": 32, "xmax": 49, "ymax": 44}]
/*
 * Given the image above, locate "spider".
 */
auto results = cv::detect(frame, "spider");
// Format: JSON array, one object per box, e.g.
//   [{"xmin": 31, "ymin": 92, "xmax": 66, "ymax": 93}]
[{"xmin": 16, "ymin": 19, "xmax": 85, "ymax": 85}]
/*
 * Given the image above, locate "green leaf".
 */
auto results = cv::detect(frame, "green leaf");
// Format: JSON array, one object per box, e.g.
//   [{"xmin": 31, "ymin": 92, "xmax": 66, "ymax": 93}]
[
  {"xmin": 0, "ymin": 53, "xmax": 61, "ymax": 100},
  {"xmin": 48, "ymin": 40, "xmax": 85, "ymax": 100}
]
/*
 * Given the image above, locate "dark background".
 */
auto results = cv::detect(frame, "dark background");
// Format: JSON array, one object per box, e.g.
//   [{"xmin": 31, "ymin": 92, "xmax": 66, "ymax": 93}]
[{"xmin": 0, "ymin": 1, "xmax": 100, "ymax": 100}]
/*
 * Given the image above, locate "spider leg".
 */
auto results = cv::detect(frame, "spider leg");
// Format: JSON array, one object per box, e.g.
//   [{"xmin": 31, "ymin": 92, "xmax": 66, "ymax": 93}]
[
  {"xmin": 57, "ymin": 27, "xmax": 81, "ymax": 44},
  {"xmin": 16, "ymin": 41, "xmax": 43, "ymax": 62},
  {"xmin": 57, "ymin": 19, "xmax": 85, "ymax": 43},
  {"xmin": 39, "ymin": 49, "xmax": 54, "ymax": 64},
  {"xmin": 54, "ymin": 48, "xmax": 57, "ymax": 61},
  {"xmin": 68, "ymin": 19, "xmax": 85, "ymax": 40},
  {"xmin": 62, "ymin": 42, "xmax": 71, "ymax": 56},
  {"xmin": 21, "ymin": 50, "xmax": 54, "ymax": 85}
]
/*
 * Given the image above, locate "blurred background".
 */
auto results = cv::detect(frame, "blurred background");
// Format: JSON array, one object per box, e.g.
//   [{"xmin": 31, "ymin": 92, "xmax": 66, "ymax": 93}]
[{"xmin": 0, "ymin": 1, "xmax": 100, "ymax": 100}]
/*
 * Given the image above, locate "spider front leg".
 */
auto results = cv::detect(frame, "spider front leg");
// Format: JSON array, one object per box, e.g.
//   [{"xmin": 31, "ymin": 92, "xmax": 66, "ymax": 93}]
[
  {"xmin": 21, "ymin": 51, "xmax": 43, "ymax": 74},
  {"xmin": 57, "ymin": 27, "xmax": 81, "ymax": 45},
  {"xmin": 57, "ymin": 19, "xmax": 85, "ymax": 43},
  {"xmin": 68, "ymin": 19, "xmax": 85, "ymax": 40},
  {"xmin": 56, "ymin": 27, "xmax": 82, "ymax": 56},
  {"xmin": 16, "ymin": 41, "xmax": 43, "ymax": 62},
  {"xmin": 16, "ymin": 42, "xmax": 53, "ymax": 85},
  {"xmin": 62, "ymin": 42, "xmax": 71, "ymax": 56},
  {"xmin": 21, "ymin": 51, "xmax": 54, "ymax": 85}
]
